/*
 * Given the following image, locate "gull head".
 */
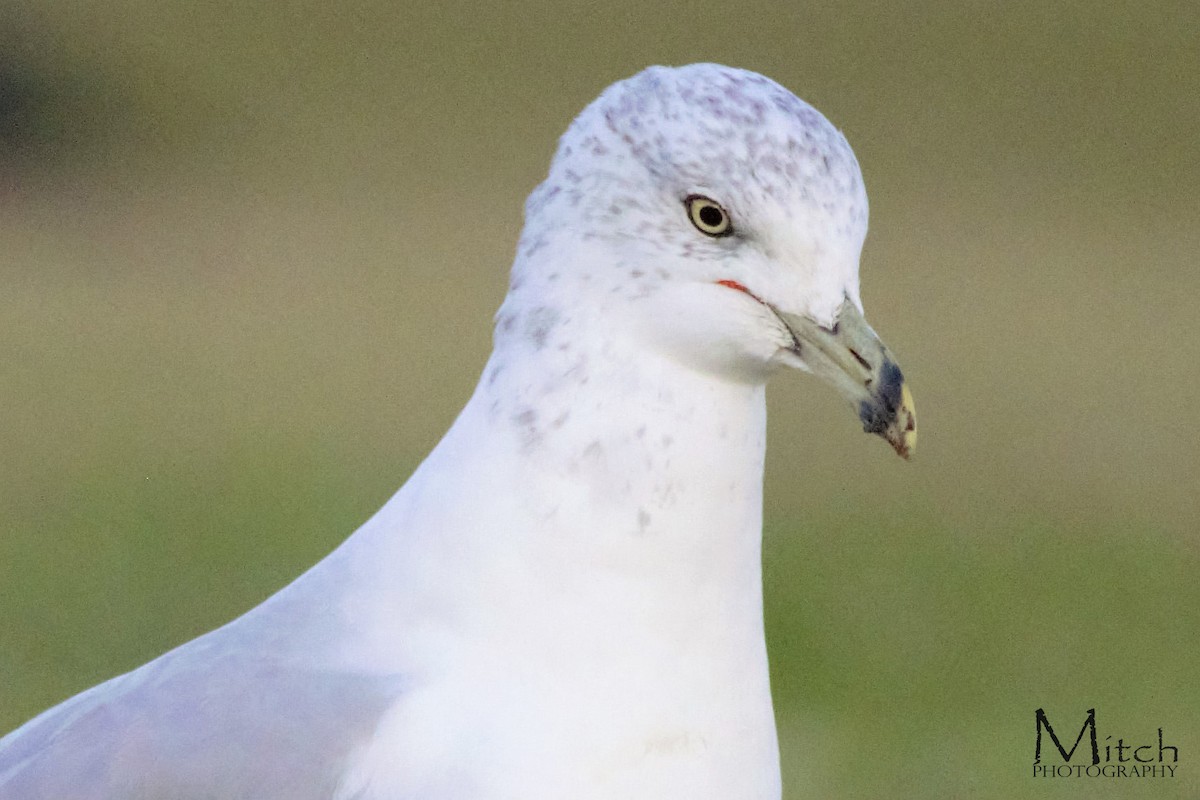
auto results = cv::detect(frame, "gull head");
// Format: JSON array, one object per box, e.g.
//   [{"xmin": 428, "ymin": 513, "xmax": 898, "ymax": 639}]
[{"xmin": 505, "ymin": 63, "xmax": 916, "ymax": 459}]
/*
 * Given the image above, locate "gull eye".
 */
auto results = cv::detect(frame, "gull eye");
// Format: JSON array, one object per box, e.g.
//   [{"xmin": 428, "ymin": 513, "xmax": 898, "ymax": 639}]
[{"xmin": 685, "ymin": 195, "xmax": 732, "ymax": 237}]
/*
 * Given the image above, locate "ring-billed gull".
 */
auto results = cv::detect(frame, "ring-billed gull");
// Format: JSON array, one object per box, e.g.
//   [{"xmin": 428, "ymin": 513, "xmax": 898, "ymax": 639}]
[{"xmin": 0, "ymin": 63, "xmax": 916, "ymax": 799}]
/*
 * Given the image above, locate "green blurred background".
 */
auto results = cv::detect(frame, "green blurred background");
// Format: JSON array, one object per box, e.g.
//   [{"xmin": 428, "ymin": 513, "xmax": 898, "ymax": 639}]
[{"xmin": 1, "ymin": 1, "xmax": 1197, "ymax": 797}]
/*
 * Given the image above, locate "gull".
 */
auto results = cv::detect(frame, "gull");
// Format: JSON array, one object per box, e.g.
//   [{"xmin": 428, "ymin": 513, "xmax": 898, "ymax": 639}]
[{"xmin": 0, "ymin": 63, "xmax": 916, "ymax": 799}]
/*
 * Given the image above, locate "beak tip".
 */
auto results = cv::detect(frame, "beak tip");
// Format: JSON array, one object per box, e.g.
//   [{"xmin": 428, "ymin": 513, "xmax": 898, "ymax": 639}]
[
  {"xmin": 892, "ymin": 425, "xmax": 917, "ymax": 460},
  {"xmin": 861, "ymin": 380, "xmax": 917, "ymax": 460},
  {"xmin": 776, "ymin": 301, "xmax": 917, "ymax": 462},
  {"xmin": 891, "ymin": 384, "xmax": 918, "ymax": 460}
]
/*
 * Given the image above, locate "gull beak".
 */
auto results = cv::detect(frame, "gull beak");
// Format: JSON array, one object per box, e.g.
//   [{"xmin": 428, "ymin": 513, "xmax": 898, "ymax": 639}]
[{"xmin": 773, "ymin": 298, "xmax": 917, "ymax": 459}]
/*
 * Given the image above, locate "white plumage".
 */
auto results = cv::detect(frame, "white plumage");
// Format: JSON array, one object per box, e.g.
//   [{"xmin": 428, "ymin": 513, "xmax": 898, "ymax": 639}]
[{"xmin": 0, "ymin": 63, "xmax": 915, "ymax": 799}]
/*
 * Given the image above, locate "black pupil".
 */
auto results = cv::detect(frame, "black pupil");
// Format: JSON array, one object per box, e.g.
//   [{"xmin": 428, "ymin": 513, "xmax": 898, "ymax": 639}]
[{"xmin": 698, "ymin": 205, "xmax": 724, "ymax": 228}]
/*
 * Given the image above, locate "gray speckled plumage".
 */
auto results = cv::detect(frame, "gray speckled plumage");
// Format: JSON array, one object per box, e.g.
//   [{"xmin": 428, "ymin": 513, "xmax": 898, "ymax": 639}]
[
  {"xmin": 517, "ymin": 64, "xmax": 865, "ymax": 266},
  {"xmin": 1, "ymin": 63, "xmax": 913, "ymax": 800}
]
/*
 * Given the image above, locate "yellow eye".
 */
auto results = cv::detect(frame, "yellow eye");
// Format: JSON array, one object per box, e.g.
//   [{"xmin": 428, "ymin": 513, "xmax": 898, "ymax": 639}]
[{"xmin": 685, "ymin": 195, "xmax": 732, "ymax": 237}]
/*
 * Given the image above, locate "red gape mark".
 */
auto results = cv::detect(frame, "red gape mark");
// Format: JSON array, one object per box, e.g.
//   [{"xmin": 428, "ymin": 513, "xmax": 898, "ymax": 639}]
[{"xmin": 716, "ymin": 279, "xmax": 766, "ymax": 305}]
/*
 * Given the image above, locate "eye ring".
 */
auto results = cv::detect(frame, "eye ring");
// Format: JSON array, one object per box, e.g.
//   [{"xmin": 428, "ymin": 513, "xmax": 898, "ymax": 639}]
[{"xmin": 684, "ymin": 195, "xmax": 733, "ymax": 237}]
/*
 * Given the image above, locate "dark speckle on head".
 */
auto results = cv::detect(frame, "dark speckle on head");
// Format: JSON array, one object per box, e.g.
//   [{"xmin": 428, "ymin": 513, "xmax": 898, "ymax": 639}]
[
  {"xmin": 512, "ymin": 408, "xmax": 541, "ymax": 450},
  {"xmin": 524, "ymin": 306, "xmax": 561, "ymax": 350}
]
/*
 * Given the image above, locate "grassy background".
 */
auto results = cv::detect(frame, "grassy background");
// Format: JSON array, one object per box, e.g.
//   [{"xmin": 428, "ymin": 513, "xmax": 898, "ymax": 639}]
[{"xmin": 1, "ymin": 1, "xmax": 1197, "ymax": 796}]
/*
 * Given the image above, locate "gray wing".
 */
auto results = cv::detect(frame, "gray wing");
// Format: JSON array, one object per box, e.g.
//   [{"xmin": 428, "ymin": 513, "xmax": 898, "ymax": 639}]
[{"xmin": 0, "ymin": 631, "xmax": 398, "ymax": 800}]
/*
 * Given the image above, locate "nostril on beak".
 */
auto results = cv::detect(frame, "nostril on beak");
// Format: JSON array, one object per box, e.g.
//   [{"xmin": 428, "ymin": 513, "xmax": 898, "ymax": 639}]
[{"xmin": 847, "ymin": 348, "xmax": 871, "ymax": 371}]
